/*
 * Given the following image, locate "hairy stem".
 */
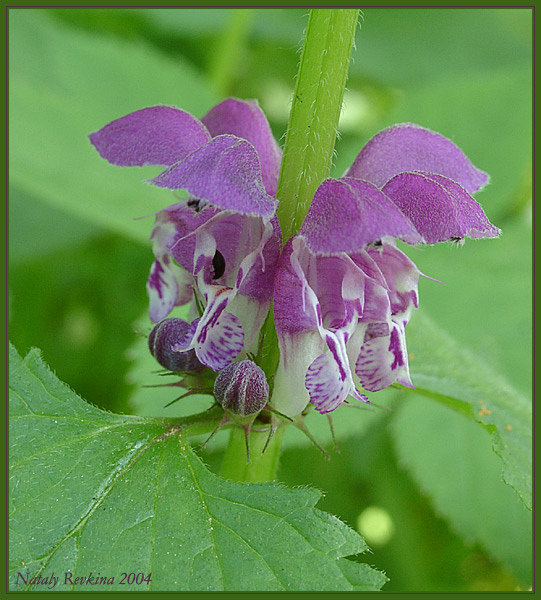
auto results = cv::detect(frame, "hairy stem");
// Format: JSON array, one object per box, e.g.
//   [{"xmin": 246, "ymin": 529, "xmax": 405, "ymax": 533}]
[
  {"xmin": 276, "ymin": 8, "xmax": 359, "ymax": 241},
  {"xmin": 223, "ymin": 9, "xmax": 359, "ymax": 482},
  {"xmin": 221, "ymin": 424, "xmax": 286, "ymax": 482}
]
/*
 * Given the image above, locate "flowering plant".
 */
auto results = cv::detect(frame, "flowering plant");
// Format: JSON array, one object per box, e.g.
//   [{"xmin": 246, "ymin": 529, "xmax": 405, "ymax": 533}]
[
  {"xmin": 9, "ymin": 7, "xmax": 531, "ymax": 593},
  {"xmin": 90, "ymin": 101, "xmax": 499, "ymax": 425}
]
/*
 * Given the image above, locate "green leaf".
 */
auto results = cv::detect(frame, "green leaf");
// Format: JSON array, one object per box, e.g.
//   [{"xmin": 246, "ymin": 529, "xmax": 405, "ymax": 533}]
[
  {"xmin": 9, "ymin": 344, "xmax": 386, "ymax": 591},
  {"xmin": 9, "ymin": 234, "xmax": 150, "ymax": 413},
  {"xmin": 281, "ymin": 423, "xmax": 495, "ymax": 591},
  {"xmin": 390, "ymin": 396, "xmax": 531, "ymax": 585},
  {"xmin": 136, "ymin": 7, "xmax": 306, "ymax": 42},
  {"xmin": 9, "ymin": 10, "xmax": 219, "ymax": 244},
  {"xmin": 9, "ymin": 185, "xmax": 100, "ymax": 264},
  {"xmin": 405, "ymin": 313, "xmax": 532, "ymax": 510},
  {"xmin": 354, "ymin": 9, "xmax": 531, "ymax": 88},
  {"xmin": 401, "ymin": 221, "xmax": 531, "ymax": 397}
]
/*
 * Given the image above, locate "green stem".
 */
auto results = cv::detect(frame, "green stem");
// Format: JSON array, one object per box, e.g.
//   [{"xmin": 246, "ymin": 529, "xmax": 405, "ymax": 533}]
[
  {"xmin": 221, "ymin": 424, "xmax": 286, "ymax": 482},
  {"xmin": 222, "ymin": 9, "xmax": 359, "ymax": 483},
  {"xmin": 276, "ymin": 8, "xmax": 359, "ymax": 241}
]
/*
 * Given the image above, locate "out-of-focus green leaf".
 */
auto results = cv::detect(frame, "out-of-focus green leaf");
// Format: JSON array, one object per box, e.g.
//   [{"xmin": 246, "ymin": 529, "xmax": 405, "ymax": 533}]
[
  {"xmin": 355, "ymin": 9, "xmax": 531, "ymax": 88},
  {"xmin": 9, "ymin": 9, "xmax": 218, "ymax": 244},
  {"xmin": 404, "ymin": 220, "xmax": 531, "ymax": 397},
  {"xmin": 9, "ymin": 234, "xmax": 149, "ymax": 412},
  {"xmin": 390, "ymin": 396, "xmax": 531, "ymax": 584},
  {"xmin": 279, "ymin": 418, "xmax": 517, "ymax": 591},
  {"xmin": 9, "ymin": 344, "xmax": 386, "ymax": 591},
  {"xmin": 405, "ymin": 313, "xmax": 531, "ymax": 510},
  {"xmin": 9, "ymin": 186, "xmax": 100, "ymax": 264},
  {"xmin": 135, "ymin": 8, "xmax": 306, "ymax": 42}
]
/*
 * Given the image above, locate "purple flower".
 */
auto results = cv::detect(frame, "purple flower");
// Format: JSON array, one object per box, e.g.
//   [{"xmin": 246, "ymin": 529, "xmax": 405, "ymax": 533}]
[
  {"xmin": 272, "ymin": 124, "xmax": 500, "ymax": 417},
  {"xmin": 90, "ymin": 99, "xmax": 283, "ymax": 371},
  {"xmin": 91, "ymin": 102, "xmax": 499, "ymax": 420}
]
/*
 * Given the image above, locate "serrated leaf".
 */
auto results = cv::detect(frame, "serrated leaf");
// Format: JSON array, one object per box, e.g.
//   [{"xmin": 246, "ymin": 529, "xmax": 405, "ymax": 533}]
[
  {"xmin": 390, "ymin": 396, "xmax": 531, "ymax": 585},
  {"xmin": 9, "ymin": 344, "xmax": 386, "ymax": 591},
  {"xmin": 405, "ymin": 313, "xmax": 531, "ymax": 510}
]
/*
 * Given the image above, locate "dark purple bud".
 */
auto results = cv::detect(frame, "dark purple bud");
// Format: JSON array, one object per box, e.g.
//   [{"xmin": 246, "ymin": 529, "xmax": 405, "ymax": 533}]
[
  {"xmin": 214, "ymin": 360, "xmax": 269, "ymax": 417},
  {"xmin": 149, "ymin": 318, "xmax": 203, "ymax": 372}
]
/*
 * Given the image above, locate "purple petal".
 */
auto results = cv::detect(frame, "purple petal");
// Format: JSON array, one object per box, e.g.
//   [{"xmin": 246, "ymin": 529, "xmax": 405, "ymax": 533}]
[
  {"xmin": 202, "ymin": 98, "xmax": 282, "ymax": 196},
  {"xmin": 172, "ymin": 291, "xmax": 244, "ymax": 371},
  {"xmin": 357, "ymin": 277, "xmax": 392, "ymax": 323},
  {"xmin": 272, "ymin": 238, "xmax": 326, "ymax": 417},
  {"xmin": 89, "ymin": 106, "xmax": 210, "ymax": 167},
  {"xmin": 147, "ymin": 257, "xmax": 192, "ymax": 323},
  {"xmin": 187, "ymin": 213, "xmax": 281, "ymax": 304},
  {"xmin": 382, "ymin": 172, "xmax": 501, "ymax": 245},
  {"xmin": 345, "ymin": 123, "xmax": 489, "ymax": 193},
  {"xmin": 194, "ymin": 306, "xmax": 245, "ymax": 371},
  {"xmin": 306, "ymin": 342, "xmax": 368, "ymax": 414},
  {"xmin": 151, "ymin": 202, "xmax": 218, "ymax": 275},
  {"xmin": 148, "ymin": 135, "xmax": 277, "ymax": 217},
  {"xmin": 156, "ymin": 206, "xmax": 280, "ymax": 305},
  {"xmin": 273, "ymin": 238, "xmax": 322, "ymax": 337},
  {"xmin": 299, "ymin": 178, "xmax": 423, "ymax": 254},
  {"xmin": 312, "ymin": 255, "xmax": 356, "ymax": 330},
  {"xmin": 355, "ymin": 321, "xmax": 414, "ymax": 392},
  {"xmin": 366, "ymin": 244, "xmax": 420, "ymax": 317},
  {"xmin": 236, "ymin": 216, "xmax": 282, "ymax": 304}
]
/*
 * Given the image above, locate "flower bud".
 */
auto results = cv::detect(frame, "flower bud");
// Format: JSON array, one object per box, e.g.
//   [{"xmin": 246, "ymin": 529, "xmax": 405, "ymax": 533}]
[
  {"xmin": 214, "ymin": 360, "xmax": 269, "ymax": 417},
  {"xmin": 148, "ymin": 318, "xmax": 203, "ymax": 372}
]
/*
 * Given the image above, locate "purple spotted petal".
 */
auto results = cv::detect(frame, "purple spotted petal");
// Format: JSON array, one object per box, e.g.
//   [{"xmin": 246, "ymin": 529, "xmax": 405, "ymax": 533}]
[
  {"xmin": 306, "ymin": 335, "xmax": 368, "ymax": 414},
  {"xmin": 355, "ymin": 321, "xmax": 413, "ymax": 392},
  {"xmin": 148, "ymin": 135, "xmax": 277, "ymax": 217},
  {"xmin": 171, "ymin": 289, "xmax": 244, "ymax": 371},
  {"xmin": 202, "ymin": 98, "xmax": 282, "ymax": 195},
  {"xmin": 382, "ymin": 172, "xmax": 501, "ymax": 244},
  {"xmin": 345, "ymin": 123, "xmax": 489, "ymax": 193},
  {"xmin": 191, "ymin": 296, "xmax": 244, "ymax": 371},
  {"xmin": 195, "ymin": 310, "xmax": 244, "ymax": 371},
  {"xmin": 299, "ymin": 178, "xmax": 423, "ymax": 254},
  {"xmin": 366, "ymin": 244, "xmax": 420, "ymax": 317},
  {"xmin": 273, "ymin": 238, "xmax": 371, "ymax": 415},
  {"xmin": 89, "ymin": 106, "xmax": 210, "ymax": 167},
  {"xmin": 147, "ymin": 257, "xmax": 192, "ymax": 323}
]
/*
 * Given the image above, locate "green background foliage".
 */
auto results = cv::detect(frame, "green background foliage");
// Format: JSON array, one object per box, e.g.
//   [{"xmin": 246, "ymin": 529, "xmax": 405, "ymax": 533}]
[{"xmin": 9, "ymin": 8, "xmax": 531, "ymax": 591}]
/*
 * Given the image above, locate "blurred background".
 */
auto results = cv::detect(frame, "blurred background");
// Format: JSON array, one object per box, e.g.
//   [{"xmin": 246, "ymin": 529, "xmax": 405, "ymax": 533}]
[{"xmin": 9, "ymin": 8, "xmax": 532, "ymax": 591}]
